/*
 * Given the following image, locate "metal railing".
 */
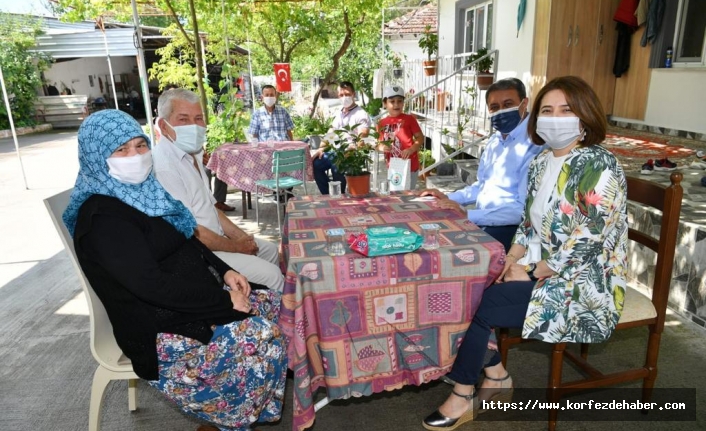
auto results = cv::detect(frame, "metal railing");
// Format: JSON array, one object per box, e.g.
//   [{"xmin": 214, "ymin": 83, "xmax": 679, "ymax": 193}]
[{"xmin": 373, "ymin": 49, "xmax": 499, "ymax": 182}]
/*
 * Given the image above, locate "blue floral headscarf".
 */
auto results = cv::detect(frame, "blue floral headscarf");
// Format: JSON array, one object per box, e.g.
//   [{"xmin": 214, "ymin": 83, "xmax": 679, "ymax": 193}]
[{"xmin": 62, "ymin": 110, "xmax": 196, "ymax": 238}]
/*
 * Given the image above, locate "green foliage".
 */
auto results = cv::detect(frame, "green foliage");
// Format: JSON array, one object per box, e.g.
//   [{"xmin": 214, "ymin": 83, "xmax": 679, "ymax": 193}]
[
  {"xmin": 292, "ymin": 114, "xmax": 332, "ymax": 139},
  {"xmin": 206, "ymin": 83, "xmax": 250, "ymax": 153},
  {"xmin": 321, "ymin": 124, "xmax": 378, "ymax": 176},
  {"xmin": 418, "ymin": 25, "xmax": 438, "ymax": 61},
  {"xmin": 363, "ymin": 98, "xmax": 383, "ymax": 117},
  {"xmin": 418, "ymin": 149, "xmax": 436, "ymax": 171},
  {"xmin": 0, "ymin": 14, "xmax": 51, "ymax": 129},
  {"xmin": 467, "ymin": 47, "xmax": 494, "ymax": 73}
]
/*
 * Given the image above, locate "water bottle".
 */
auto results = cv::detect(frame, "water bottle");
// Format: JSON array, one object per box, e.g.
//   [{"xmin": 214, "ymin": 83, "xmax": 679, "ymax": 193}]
[{"xmin": 665, "ymin": 47, "xmax": 673, "ymax": 68}]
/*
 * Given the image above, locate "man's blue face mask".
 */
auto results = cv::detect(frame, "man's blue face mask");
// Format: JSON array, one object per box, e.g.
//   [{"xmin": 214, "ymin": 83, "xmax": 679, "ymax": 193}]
[{"xmin": 489, "ymin": 103, "xmax": 524, "ymax": 134}]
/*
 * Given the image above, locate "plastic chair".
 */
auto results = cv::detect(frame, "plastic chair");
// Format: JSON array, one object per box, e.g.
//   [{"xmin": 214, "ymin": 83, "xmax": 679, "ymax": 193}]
[
  {"xmin": 254, "ymin": 148, "xmax": 308, "ymax": 234},
  {"xmin": 498, "ymin": 172, "xmax": 684, "ymax": 431},
  {"xmin": 44, "ymin": 189, "xmax": 139, "ymax": 431}
]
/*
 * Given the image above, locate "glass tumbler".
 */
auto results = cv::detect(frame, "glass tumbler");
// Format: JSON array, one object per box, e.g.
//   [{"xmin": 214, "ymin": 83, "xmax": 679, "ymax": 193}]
[
  {"xmin": 325, "ymin": 228, "xmax": 347, "ymax": 256},
  {"xmin": 420, "ymin": 223, "xmax": 440, "ymax": 250},
  {"xmin": 329, "ymin": 181, "xmax": 342, "ymax": 198}
]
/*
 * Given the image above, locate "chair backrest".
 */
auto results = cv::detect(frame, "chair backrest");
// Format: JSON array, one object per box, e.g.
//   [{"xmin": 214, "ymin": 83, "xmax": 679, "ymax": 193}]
[
  {"xmin": 44, "ymin": 189, "xmax": 131, "ymax": 372},
  {"xmin": 625, "ymin": 172, "xmax": 683, "ymax": 330},
  {"xmin": 272, "ymin": 148, "xmax": 306, "ymax": 176}
]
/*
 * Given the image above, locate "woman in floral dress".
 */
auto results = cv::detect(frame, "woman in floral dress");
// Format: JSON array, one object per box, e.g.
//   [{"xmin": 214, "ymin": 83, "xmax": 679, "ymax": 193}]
[
  {"xmin": 63, "ymin": 110, "xmax": 287, "ymax": 431},
  {"xmin": 422, "ymin": 76, "xmax": 627, "ymax": 431}
]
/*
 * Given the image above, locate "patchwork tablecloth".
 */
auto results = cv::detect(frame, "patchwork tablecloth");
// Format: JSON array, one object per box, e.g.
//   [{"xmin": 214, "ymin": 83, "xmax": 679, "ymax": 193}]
[{"xmin": 280, "ymin": 193, "xmax": 505, "ymax": 431}]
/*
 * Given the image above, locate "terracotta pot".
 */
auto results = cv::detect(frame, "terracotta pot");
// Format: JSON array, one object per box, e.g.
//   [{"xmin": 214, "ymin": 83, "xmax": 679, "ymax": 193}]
[
  {"xmin": 436, "ymin": 93, "xmax": 447, "ymax": 112},
  {"xmin": 422, "ymin": 60, "xmax": 437, "ymax": 76},
  {"xmin": 345, "ymin": 173, "xmax": 371, "ymax": 197},
  {"xmin": 476, "ymin": 73, "xmax": 494, "ymax": 90}
]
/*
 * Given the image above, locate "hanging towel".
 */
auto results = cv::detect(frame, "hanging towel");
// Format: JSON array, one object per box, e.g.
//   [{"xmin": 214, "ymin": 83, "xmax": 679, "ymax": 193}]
[{"xmin": 641, "ymin": 0, "xmax": 665, "ymax": 47}]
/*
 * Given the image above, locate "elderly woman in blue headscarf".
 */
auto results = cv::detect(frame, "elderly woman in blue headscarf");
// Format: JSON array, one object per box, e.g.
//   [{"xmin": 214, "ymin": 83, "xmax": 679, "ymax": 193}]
[{"xmin": 63, "ymin": 110, "xmax": 287, "ymax": 431}]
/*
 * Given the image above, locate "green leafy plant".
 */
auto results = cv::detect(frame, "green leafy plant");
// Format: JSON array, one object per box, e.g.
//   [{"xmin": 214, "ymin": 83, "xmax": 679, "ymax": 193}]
[
  {"xmin": 0, "ymin": 14, "xmax": 51, "ymax": 129},
  {"xmin": 466, "ymin": 47, "xmax": 493, "ymax": 73},
  {"xmin": 321, "ymin": 124, "xmax": 378, "ymax": 176},
  {"xmin": 363, "ymin": 98, "xmax": 383, "ymax": 117},
  {"xmin": 293, "ymin": 113, "xmax": 332, "ymax": 139},
  {"xmin": 206, "ymin": 84, "xmax": 250, "ymax": 154},
  {"xmin": 418, "ymin": 149, "xmax": 436, "ymax": 172},
  {"xmin": 418, "ymin": 25, "xmax": 438, "ymax": 61}
]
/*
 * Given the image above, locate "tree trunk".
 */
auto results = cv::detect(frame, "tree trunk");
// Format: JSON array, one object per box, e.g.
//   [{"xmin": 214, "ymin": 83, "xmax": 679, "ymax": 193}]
[
  {"xmin": 188, "ymin": 0, "xmax": 209, "ymax": 125},
  {"xmin": 163, "ymin": 0, "xmax": 209, "ymax": 125},
  {"xmin": 309, "ymin": 10, "xmax": 359, "ymax": 118}
]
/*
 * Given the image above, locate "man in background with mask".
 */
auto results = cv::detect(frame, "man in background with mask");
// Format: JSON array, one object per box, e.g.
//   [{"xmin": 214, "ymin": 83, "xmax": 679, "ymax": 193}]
[
  {"xmin": 248, "ymin": 84, "xmax": 294, "ymax": 142},
  {"xmin": 419, "ymin": 78, "xmax": 543, "ymax": 252},
  {"xmin": 152, "ymin": 88, "xmax": 285, "ymax": 291},
  {"xmin": 312, "ymin": 81, "xmax": 371, "ymax": 195}
]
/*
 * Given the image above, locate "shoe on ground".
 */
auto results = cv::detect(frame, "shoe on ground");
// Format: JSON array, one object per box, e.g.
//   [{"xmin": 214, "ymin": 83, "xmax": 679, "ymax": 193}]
[
  {"xmin": 640, "ymin": 159, "xmax": 654, "ymax": 175},
  {"xmin": 214, "ymin": 202, "xmax": 235, "ymax": 212},
  {"xmin": 654, "ymin": 158, "xmax": 677, "ymax": 171},
  {"xmin": 701, "ymin": 176, "xmax": 706, "ymax": 187},
  {"xmin": 689, "ymin": 160, "xmax": 706, "ymax": 170}
]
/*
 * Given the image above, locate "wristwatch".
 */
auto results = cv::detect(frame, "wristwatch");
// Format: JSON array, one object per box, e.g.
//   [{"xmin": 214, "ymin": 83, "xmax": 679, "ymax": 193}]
[{"xmin": 525, "ymin": 263, "xmax": 539, "ymax": 281}]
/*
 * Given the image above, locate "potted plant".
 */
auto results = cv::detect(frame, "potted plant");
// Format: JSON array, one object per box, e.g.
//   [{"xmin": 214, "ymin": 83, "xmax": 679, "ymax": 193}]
[
  {"xmin": 293, "ymin": 113, "xmax": 332, "ymax": 149},
  {"xmin": 418, "ymin": 25, "xmax": 438, "ymax": 77},
  {"xmin": 467, "ymin": 47, "xmax": 494, "ymax": 90},
  {"xmin": 390, "ymin": 52, "xmax": 404, "ymax": 79},
  {"xmin": 418, "ymin": 149, "xmax": 436, "ymax": 180},
  {"xmin": 321, "ymin": 124, "xmax": 378, "ymax": 197}
]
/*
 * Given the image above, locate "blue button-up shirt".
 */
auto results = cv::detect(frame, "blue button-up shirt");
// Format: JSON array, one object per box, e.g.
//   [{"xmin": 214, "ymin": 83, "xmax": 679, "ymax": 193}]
[
  {"xmin": 248, "ymin": 105, "xmax": 294, "ymax": 142},
  {"xmin": 447, "ymin": 117, "xmax": 543, "ymax": 227}
]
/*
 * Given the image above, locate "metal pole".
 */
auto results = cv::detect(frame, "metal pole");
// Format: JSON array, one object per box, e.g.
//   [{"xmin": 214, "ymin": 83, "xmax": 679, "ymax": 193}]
[
  {"xmin": 130, "ymin": 0, "xmax": 155, "ymax": 144},
  {"xmin": 0, "ymin": 64, "xmax": 29, "ymax": 189},
  {"xmin": 245, "ymin": 27, "xmax": 256, "ymax": 115},
  {"xmin": 99, "ymin": 18, "xmax": 119, "ymax": 108}
]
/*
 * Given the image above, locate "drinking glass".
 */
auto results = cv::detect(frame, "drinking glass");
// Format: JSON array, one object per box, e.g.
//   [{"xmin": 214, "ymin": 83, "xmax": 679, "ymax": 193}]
[
  {"xmin": 379, "ymin": 181, "xmax": 390, "ymax": 196},
  {"xmin": 420, "ymin": 223, "xmax": 440, "ymax": 250},
  {"xmin": 329, "ymin": 181, "xmax": 342, "ymax": 198},
  {"xmin": 325, "ymin": 228, "xmax": 347, "ymax": 256}
]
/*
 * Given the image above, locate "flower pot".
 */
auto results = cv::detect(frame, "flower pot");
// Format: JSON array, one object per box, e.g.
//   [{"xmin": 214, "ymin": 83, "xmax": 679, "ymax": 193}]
[
  {"xmin": 393, "ymin": 68, "xmax": 404, "ymax": 78},
  {"xmin": 476, "ymin": 73, "xmax": 494, "ymax": 90},
  {"xmin": 423, "ymin": 60, "xmax": 437, "ymax": 76},
  {"xmin": 345, "ymin": 173, "xmax": 371, "ymax": 197},
  {"xmin": 436, "ymin": 93, "xmax": 447, "ymax": 112}
]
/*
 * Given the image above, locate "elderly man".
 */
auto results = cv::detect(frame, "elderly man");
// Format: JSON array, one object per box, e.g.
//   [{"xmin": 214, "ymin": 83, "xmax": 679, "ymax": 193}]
[
  {"xmin": 248, "ymin": 84, "xmax": 294, "ymax": 142},
  {"xmin": 420, "ymin": 78, "xmax": 544, "ymax": 252},
  {"xmin": 152, "ymin": 88, "xmax": 284, "ymax": 291},
  {"xmin": 312, "ymin": 81, "xmax": 372, "ymax": 195}
]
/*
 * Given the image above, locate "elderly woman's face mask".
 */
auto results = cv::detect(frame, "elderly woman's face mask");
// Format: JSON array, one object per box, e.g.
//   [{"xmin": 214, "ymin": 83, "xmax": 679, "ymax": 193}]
[{"xmin": 106, "ymin": 138, "xmax": 153, "ymax": 184}]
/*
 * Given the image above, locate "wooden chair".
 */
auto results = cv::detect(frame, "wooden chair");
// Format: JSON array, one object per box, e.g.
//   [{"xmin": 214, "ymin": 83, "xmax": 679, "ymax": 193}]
[
  {"xmin": 254, "ymin": 148, "xmax": 308, "ymax": 234},
  {"xmin": 45, "ymin": 189, "xmax": 139, "ymax": 431},
  {"xmin": 498, "ymin": 172, "xmax": 683, "ymax": 431}
]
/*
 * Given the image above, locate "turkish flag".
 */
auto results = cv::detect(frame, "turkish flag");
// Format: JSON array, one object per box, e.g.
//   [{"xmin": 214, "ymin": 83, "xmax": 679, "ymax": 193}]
[{"xmin": 274, "ymin": 63, "xmax": 292, "ymax": 92}]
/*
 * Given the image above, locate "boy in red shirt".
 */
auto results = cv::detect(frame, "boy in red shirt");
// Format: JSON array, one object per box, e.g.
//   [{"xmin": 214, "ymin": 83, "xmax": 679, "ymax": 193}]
[{"xmin": 377, "ymin": 86, "xmax": 425, "ymax": 190}]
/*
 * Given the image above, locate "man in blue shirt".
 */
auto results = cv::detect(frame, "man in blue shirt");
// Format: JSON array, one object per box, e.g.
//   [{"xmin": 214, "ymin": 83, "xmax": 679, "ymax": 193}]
[
  {"xmin": 420, "ymin": 78, "xmax": 543, "ymax": 252},
  {"xmin": 248, "ymin": 85, "xmax": 294, "ymax": 142}
]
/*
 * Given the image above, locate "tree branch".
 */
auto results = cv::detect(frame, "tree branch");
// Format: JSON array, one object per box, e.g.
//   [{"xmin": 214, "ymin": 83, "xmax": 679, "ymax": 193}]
[
  {"xmin": 310, "ymin": 9, "xmax": 355, "ymax": 117},
  {"xmin": 284, "ymin": 37, "xmax": 306, "ymax": 63},
  {"xmin": 162, "ymin": 0, "xmax": 194, "ymax": 48}
]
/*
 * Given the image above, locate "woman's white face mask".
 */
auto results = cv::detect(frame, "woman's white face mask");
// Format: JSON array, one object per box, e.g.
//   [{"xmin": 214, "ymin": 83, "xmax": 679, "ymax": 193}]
[
  {"xmin": 536, "ymin": 116, "xmax": 584, "ymax": 150},
  {"xmin": 107, "ymin": 151, "xmax": 153, "ymax": 184}
]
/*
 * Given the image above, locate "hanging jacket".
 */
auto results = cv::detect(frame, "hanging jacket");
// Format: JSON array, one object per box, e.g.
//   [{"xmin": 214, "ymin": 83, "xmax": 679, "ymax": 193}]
[{"xmin": 614, "ymin": 0, "xmax": 639, "ymax": 27}]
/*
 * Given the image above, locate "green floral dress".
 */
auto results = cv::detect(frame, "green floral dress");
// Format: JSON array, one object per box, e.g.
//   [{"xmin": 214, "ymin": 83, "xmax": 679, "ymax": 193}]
[{"xmin": 514, "ymin": 144, "xmax": 628, "ymax": 344}]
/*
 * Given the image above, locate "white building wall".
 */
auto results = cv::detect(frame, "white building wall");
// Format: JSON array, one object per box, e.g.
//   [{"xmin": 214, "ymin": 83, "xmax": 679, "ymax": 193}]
[
  {"xmin": 491, "ymin": 0, "xmax": 535, "ymax": 90},
  {"xmin": 642, "ymin": 69, "xmax": 706, "ymax": 134},
  {"xmin": 388, "ymin": 37, "xmax": 426, "ymax": 61},
  {"xmin": 439, "ymin": 0, "xmax": 455, "ymax": 57},
  {"xmin": 43, "ymin": 57, "xmax": 137, "ymax": 99}
]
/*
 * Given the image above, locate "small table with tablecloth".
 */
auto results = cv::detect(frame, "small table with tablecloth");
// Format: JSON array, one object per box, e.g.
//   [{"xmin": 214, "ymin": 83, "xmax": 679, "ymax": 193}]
[
  {"xmin": 206, "ymin": 141, "xmax": 314, "ymax": 217},
  {"xmin": 279, "ymin": 193, "xmax": 505, "ymax": 431}
]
